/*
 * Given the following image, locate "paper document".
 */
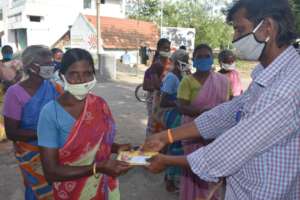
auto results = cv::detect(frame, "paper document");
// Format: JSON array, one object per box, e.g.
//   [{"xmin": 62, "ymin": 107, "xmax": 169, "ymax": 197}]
[{"xmin": 117, "ymin": 151, "xmax": 158, "ymax": 166}]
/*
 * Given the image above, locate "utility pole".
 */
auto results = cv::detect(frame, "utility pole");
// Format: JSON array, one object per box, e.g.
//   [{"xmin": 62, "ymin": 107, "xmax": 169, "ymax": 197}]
[
  {"xmin": 96, "ymin": 0, "xmax": 102, "ymax": 76},
  {"xmin": 136, "ymin": 0, "xmax": 140, "ymax": 75},
  {"xmin": 160, "ymin": 0, "xmax": 163, "ymax": 37}
]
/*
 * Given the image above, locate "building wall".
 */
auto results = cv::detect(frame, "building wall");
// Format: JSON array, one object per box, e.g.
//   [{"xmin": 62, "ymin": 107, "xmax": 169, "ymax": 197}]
[
  {"xmin": 71, "ymin": 14, "xmax": 100, "ymax": 53},
  {"xmin": 0, "ymin": 0, "xmax": 125, "ymax": 50}
]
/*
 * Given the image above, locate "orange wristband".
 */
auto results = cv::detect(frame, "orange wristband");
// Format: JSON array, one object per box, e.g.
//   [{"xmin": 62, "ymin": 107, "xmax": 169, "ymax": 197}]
[{"xmin": 167, "ymin": 129, "xmax": 174, "ymax": 144}]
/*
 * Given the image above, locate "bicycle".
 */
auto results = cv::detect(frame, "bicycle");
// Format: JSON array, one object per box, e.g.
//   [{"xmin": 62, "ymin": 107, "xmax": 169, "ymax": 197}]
[{"xmin": 135, "ymin": 84, "xmax": 148, "ymax": 103}]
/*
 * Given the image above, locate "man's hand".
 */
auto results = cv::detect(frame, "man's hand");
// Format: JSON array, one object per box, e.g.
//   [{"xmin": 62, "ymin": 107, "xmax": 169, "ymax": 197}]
[
  {"xmin": 97, "ymin": 160, "xmax": 131, "ymax": 178},
  {"xmin": 146, "ymin": 154, "xmax": 168, "ymax": 174},
  {"xmin": 142, "ymin": 133, "xmax": 168, "ymax": 152}
]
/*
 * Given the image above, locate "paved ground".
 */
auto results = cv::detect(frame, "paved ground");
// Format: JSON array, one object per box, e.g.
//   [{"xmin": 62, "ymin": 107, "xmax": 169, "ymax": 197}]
[{"xmin": 0, "ymin": 66, "xmax": 252, "ymax": 200}]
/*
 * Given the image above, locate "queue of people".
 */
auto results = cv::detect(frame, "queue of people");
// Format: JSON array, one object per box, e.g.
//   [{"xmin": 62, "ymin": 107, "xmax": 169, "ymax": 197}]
[
  {"xmin": 0, "ymin": 0, "xmax": 299, "ymax": 200},
  {"xmin": 143, "ymin": 0, "xmax": 300, "ymax": 200}
]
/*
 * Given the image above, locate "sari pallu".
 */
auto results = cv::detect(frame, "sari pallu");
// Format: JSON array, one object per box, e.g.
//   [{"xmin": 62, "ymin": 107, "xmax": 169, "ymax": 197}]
[
  {"xmin": 15, "ymin": 80, "xmax": 61, "ymax": 200},
  {"xmin": 226, "ymin": 70, "xmax": 243, "ymax": 97},
  {"xmin": 180, "ymin": 72, "xmax": 229, "ymax": 200},
  {"xmin": 53, "ymin": 94, "xmax": 119, "ymax": 200}
]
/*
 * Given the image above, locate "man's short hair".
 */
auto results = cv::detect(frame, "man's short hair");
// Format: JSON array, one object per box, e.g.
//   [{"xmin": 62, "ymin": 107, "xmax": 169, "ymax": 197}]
[
  {"xmin": 226, "ymin": 0, "xmax": 298, "ymax": 47},
  {"xmin": 1, "ymin": 45, "xmax": 13, "ymax": 55},
  {"xmin": 51, "ymin": 48, "xmax": 63, "ymax": 56}
]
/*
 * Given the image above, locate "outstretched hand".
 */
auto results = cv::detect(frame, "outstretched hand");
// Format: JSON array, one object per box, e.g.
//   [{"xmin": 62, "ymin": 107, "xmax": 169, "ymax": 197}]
[
  {"xmin": 146, "ymin": 154, "xmax": 168, "ymax": 174},
  {"xmin": 142, "ymin": 133, "xmax": 168, "ymax": 152},
  {"xmin": 97, "ymin": 160, "xmax": 132, "ymax": 178}
]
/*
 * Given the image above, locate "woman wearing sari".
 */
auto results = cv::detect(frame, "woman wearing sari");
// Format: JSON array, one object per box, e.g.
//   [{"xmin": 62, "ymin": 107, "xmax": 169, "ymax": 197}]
[
  {"xmin": 218, "ymin": 50, "xmax": 243, "ymax": 97},
  {"xmin": 177, "ymin": 44, "xmax": 230, "ymax": 200},
  {"xmin": 158, "ymin": 49, "xmax": 189, "ymax": 192},
  {"xmin": 3, "ymin": 45, "xmax": 61, "ymax": 199},
  {"xmin": 37, "ymin": 48, "xmax": 131, "ymax": 200},
  {"xmin": 143, "ymin": 38, "xmax": 171, "ymax": 135}
]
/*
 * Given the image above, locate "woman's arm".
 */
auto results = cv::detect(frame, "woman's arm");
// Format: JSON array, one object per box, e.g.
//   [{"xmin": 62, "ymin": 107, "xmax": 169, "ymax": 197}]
[
  {"xmin": 4, "ymin": 117, "xmax": 37, "ymax": 142},
  {"xmin": 40, "ymin": 147, "xmax": 131, "ymax": 183},
  {"xmin": 177, "ymin": 99, "xmax": 207, "ymax": 117},
  {"xmin": 143, "ymin": 77, "xmax": 154, "ymax": 92},
  {"xmin": 160, "ymin": 93, "xmax": 177, "ymax": 108}
]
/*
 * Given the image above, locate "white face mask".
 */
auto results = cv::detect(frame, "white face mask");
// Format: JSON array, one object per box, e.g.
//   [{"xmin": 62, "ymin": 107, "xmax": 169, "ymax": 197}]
[
  {"xmin": 39, "ymin": 65, "xmax": 55, "ymax": 79},
  {"xmin": 233, "ymin": 20, "xmax": 270, "ymax": 61},
  {"xmin": 62, "ymin": 75, "xmax": 97, "ymax": 100},
  {"xmin": 159, "ymin": 51, "xmax": 171, "ymax": 58},
  {"xmin": 221, "ymin": 62, "xmax": 236, "ymax": 71},
  {"xmin": 32, "ymin": 63, "xmax": 55, "ymax": 79}
]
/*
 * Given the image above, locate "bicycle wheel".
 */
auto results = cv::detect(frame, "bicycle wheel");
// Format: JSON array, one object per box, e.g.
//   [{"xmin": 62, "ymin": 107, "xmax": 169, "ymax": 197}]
[{"xmin": 135, "ymin": 84, "xmax": 147, "ymax": 103}]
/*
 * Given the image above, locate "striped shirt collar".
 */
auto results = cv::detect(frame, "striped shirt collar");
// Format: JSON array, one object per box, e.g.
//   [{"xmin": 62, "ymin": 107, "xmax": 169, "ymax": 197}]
[{"xmin": 251, "ymin": 46, "xmax": 297, "ymax": 87}]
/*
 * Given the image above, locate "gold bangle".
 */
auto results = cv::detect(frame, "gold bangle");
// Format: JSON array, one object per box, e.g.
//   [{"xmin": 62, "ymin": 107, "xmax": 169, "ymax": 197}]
[
  {"xmin": 167, "ymin": 129, "xmax": 174, "ymax": 144},
  {"xmin": 93, "ymin": 162, "xmax": 100, "ymax": 179}
]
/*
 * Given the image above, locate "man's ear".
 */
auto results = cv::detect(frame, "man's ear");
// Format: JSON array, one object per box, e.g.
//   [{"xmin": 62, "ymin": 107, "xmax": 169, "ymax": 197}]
[{"xmin": 263, "ymin": 17, "xmax": 276, "ymax": 41}]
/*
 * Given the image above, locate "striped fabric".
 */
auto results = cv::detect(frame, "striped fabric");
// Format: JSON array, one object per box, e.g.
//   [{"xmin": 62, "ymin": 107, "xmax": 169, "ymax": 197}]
[{"xmin": 187, "ymin": 46, "xmax": 300, "ymax": 200}]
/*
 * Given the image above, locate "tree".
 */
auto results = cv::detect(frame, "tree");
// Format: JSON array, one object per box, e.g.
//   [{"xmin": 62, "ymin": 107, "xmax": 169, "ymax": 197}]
[
  {"xmin": 290, "ymin": 0, "xmax": 300, "ymax": 35},
  {"xmin": 126, "ymin": 0, "xmax": 234, "ymax": 49},
  {"xmin": 126, "ymin": 0, "xmax": 162, "ymax": 24}
]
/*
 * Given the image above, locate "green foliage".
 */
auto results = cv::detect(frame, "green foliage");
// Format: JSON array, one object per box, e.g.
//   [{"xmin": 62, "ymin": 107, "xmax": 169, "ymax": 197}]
[
  {"xmin": 290, "ymin": 0, "xmax": 300, "ymax": 35},
  {"xmin": 126, "ymin": 0, "xmax": 234, "ymax": 49}
]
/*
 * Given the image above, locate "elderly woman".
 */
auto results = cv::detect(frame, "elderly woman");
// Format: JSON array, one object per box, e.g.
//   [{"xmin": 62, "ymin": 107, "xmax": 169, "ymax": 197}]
[
  {"xmin": 3, "ymin": 45, "xmax": 61, "ymax": 199},
  {"xmin": 37, "ymin": 48, "xmax": 131, "ymax": 200}
]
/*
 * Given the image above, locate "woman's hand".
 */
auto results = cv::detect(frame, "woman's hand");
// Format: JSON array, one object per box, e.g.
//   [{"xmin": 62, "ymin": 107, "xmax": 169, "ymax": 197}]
[
  {"xmin": 146, "ymin": 154, "xmax": 168, "ymax": 173},
  {"xmin": 97, "ymin": 160, "xmax": 131, "ymax": 178},
  {"xmin": 142, "ymin": 132, "xmax": 168, "ymax": 152}
]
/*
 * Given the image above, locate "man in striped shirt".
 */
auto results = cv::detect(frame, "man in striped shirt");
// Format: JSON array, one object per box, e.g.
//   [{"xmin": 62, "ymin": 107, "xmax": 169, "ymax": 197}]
[{"xmin": 143, "ymin": 0, "xmax": 300, "ymax": 199}]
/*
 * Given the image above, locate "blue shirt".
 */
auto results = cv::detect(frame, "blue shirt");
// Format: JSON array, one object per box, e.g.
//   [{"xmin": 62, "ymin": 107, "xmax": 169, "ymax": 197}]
[
  {"xmin": 161, "ymin": 72, "xmax": 180, "ymax": 100},
  {"xmin": 122, "ymin": 53, "xmax": 131, "ymax": 65},
  {"xmin": 37, "ymin": 100, "xmax": 75, "ymax": 148}
]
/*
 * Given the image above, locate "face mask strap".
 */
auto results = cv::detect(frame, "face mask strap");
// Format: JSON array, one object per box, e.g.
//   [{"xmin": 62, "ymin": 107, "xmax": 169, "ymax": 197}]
[{"xmin": 253, "ymin": 20, "xmax": 264, "ymax": 33}]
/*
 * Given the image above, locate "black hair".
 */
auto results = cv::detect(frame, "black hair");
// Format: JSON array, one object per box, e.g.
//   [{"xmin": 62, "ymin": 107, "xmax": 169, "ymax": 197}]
[
  {"xmin": 226, "ymin": 0, "xmax": 298, "ymax": 47},
  {"xmin": 1, "ymin": 45, "xmax": 13, "ymax": 55},
  {"xmin": 153, "ymin": 38, "xmax": 171, "ymax": 61},
  {"xmin": 179, "ymin": 45, "xmax": 187, "ymax": 50},
  {"xmin": 218, "ymin": 49, "xmax": 235, "ymax": 62},
  {"xmin": 60, "ymin": 48, "xmax": 95, "ymax": 75},
  {"xmin": 51, "ymin": 48, "xmax": 63, "ymax": 56},
  {"xmin": 193, "ymin": 44, "xmax": 213, "ymax": 59}
]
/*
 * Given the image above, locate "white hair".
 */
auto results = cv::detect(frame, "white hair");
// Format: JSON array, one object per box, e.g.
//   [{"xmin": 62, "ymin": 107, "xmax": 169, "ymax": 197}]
[{"xmin": 22, "ymin": 45, "xmax": 51, "ymax": 69}]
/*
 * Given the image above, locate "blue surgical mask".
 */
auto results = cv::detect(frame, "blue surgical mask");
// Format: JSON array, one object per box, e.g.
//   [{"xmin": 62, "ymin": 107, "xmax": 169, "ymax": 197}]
[
  {"xmin": 193, "ymin": 57, "xmax": 213, "ymax": 72},
  {"xmin": 3, "ymin": 53, "xmax": 13, "ymax": 60}
]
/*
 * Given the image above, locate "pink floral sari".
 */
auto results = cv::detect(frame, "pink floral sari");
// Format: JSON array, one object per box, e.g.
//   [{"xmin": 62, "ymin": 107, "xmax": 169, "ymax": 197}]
[
  {"xmin": 53, "ymin": 94, "xmax": 119, "ymax": 200},
  {"xmin": 180, "ymin": 72, "xmax": 229, "ymax": 200}
]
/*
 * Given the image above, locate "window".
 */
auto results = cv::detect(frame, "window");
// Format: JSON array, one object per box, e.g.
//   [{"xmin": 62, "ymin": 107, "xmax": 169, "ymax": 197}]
[
  {"xmin": 84, "ymin": 0, "xmax": 92, "ymax": 9},
  {"xmin": 29, "ymin": 16, "xmax": 42, "ymax": 22}
]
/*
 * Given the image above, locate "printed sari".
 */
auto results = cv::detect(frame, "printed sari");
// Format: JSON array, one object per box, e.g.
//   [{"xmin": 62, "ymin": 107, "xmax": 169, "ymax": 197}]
[
  {"xmin": 180, "ymin": 72, "xmax": 229, "ymax": 200},
  {"xmin": 53, "ymin": 94, "xmax": 119, "ymax": 200},
  {"xmin": 15, "ymin": 80, "xmax": 61, "ymax": 200}
]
